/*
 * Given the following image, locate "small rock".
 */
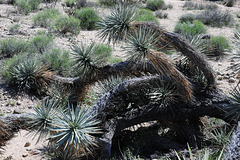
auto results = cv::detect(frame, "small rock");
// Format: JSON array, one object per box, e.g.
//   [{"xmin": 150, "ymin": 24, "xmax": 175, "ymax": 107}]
[
  {"xmin": 216, "ymin": 71, "xmax": 222, "ymax": 75},
  {"xmin": 224, "ymin": 76, "xmax": 230, "ymax": 79},
  {"xmin": 26, "ymin": 148, "xmax": 32, "ymax": 151},
  {"xmin": 16, "ymin": 101, "xmax": 21, "ymax": 105},
  {"xmin": 231, "ymin": 59, "xmax": 235, "ymax": 62},
  {"xmin": 216, "ymin": 81, "xmax": 222, "ymax": 85},
  {"xmin": 236, "ymin": 75, "xmax": 240, "ymax": 79},
  {"xmin": 28, "ymin": 106, "xmax": 32, "ymax": 109},
  {"xmin": 217, "ymin": 77, "xmax": 223, "ymax": 80},
  {"xmin": 218, "ymin": 63, "xmax": 222, "ymax": 66},
  {"xmin": 230, "ymin": 62, "xmax": 235, "ymax": 65},
  {"xmin": 229, "ymin": 78, "xmax": 236, "ymax": 83},
  {"xmin": 31, "ymin": 150, "xmax": 39, "ymax": 155},
  {"xmin": 13, "ymin": 109, "xmax": 22, "ymax": 114},
  {"xmin": 22, "ymin": 154, "xmax": 28, "ymax": 157},
  {"xmin": 24, "ymin": 142, "xmax": 31, "ymax": 147}
]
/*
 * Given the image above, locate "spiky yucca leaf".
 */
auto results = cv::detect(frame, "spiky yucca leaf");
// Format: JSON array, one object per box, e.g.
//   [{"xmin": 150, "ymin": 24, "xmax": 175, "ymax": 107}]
[
  {"xmin": 97, "ymin": 4, "xmax": 136, "ymax": 44},
  {"xmin": 29, "ymin": 98, "xmax": 59, "ymax": 143},
  {"xmin": 96, "ymin": 76, "xmax": 126, "ymax": 98},
  {"xmin": 47, "ymin": 82, "xmax": 75, "ymax": 108},
  {"xmin": 71, "ymin": 42, "xmax": 108, "ymax": 79},
  {"xmin": 148, "ymin": 80, "xmax": 178, "ymax": 107},
  {"xmin": 231, "ymin": 31, "xmax": 240, "ymax": 70},
  {"xmin": 49, "ymin": 105, "xmax": 101, "ymax": 156},
  {"xmin": 226, "ymin": 85, "xmax": 240, "ymax": 121}
]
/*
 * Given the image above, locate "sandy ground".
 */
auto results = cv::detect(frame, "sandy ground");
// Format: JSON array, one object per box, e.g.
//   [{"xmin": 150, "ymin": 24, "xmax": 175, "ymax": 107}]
[{"xmin": 0, "ymin": 0, "xmax": 239, "ymax": 159}]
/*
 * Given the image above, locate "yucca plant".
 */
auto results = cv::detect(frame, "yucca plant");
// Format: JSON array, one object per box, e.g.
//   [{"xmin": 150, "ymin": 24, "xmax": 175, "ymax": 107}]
[
  {"xmin": 226, "ymin": 85, "xmax": 240, "ymax": 122},
  {"xmin": 148, "ymin": 80, "xmax": 178, "ymax": 107},
  {"xmin": 97, "ymin": 4, "xmax": 136, "ymax": 44},
  {"xmin": 49, "ymin": 105, "xmax": 101, "ymax": 156},
  {"xmin": 9, "ymin": 59, "xmax": 52, "ymax": 92},
  {"xmin": 96, "ymin": 75, "xmax": 126, "ymax": 98},
  {"xmin": 71, "ymin": 42, "xmax": 108, "ymax": 79},
  {"xmin": 231, "ymin": 31, "xmax": 240, "ymax": 70},
  {"xmin": 29, "ymin": 98, "xmax": 59, "ymax": 143},
  {"xmin": 125, "ymin": 27, "xmax": 192, "ymax": 102}
]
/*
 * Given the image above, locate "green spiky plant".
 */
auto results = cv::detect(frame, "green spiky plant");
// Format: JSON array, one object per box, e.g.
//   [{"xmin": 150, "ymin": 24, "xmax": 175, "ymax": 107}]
[
  {"xmin": 8, "ymin": 59, "xmax": 52, "ymax": 92},
  {"xmin": 47, "ymin": 82, "xmax": 74, "ymax": 108},
  {"xmin": 226, "ymin": 85, "xmax": 240, "ymax": 122},
  {"xmin": 71, "ymin": 42, "xmax": 108, "ymax": 79},
  {"xmin": 97, "ymin": 4, "xmax": 136, "ymax": 44},
  {"xmin": 49, "ymin": 105, "xmax": 101, "ymax": 156},
  {"xmin": 231, "ymin": 31, "xmax": 240, "ymax": 70},
  {"xmin": 29, "ymin": 98, "xmax": 59, "ymax": 143},
  {"xmin": 124, "ymin": 26, "xmax": 192, "ymax": 102}
]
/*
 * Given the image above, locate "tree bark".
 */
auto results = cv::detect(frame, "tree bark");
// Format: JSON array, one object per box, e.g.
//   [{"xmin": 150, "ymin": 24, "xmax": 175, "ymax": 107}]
[{"xmin": 92, "ymin": 76, "xmax": 234, "ymax": 158}]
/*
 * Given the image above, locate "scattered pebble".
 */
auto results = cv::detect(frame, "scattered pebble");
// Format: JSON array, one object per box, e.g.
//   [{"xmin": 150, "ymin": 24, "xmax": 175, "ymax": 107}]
[
  {"xmin": 24, "ymin": 142, "xmax": 31, "ymax": 147},
  {"xmin": 229, "ymin": 77, "xmax": 236, "ymax": 83},
  {"xmin": 13, "ymin": 109, "xmax": 22, "ymax": 114},
  {"xmin": 16, "ymin": 101, "xmax": 21, "ymax": 105},
  {"xmin": 22, "ymin": 154, "xmax": 28, "ymax": 157}
]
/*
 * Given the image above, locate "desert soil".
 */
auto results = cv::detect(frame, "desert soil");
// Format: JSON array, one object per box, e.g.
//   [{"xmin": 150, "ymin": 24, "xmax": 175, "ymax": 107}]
[{"xmin": 0, "ymin": 0, "xmax": 239, "ymax": 159}]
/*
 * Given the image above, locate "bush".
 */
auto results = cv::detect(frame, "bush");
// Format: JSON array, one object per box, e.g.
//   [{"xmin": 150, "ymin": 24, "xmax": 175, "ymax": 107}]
[
  {"xmin": 98, "ymin": 0, "xmax": 117, "ymax": 6},
  {"xmin": 0, "ymin": 38, "xmax": 28, "ymax": 58},
  {"xmin": 135, "ymin": 9, "xmax": 159, "ymax": 25},
  {"xmin": 155, "ymin": 10, "xmax": 168, "ymax": 19},
  {"xmin": 52, "ymin": 16, "xmax": 81, "ymax": 35},
  {"xmin": 174, "ymin": 20, "xmax": 207, "ymax": 36},
  {"xmin": 33, "ymin": 9, "xmax": 60, "ymax": 28},
  {"xmin": 93, "ymin": 43, "xmax": 112, "ymax": 58},
  {"xmin": 9, "ymin": 24, "xmax": 20, "ymax": 34},
  {"xmin": 15, "ymin": 0, "xmax": 41, "ymax": 14},
  {"xmin": 108, "ymin": 56, "xmax": 122, "ymax": 64},
  {"xmin": 183, "ymin": 1, "xmax": 218, "ymax": 10},
  {"xmin": 223, "ymin": 0, "xmax": 236, "ymax": 7},
  {"xmin": 179, "ymin": 13, "xmax": 196, "ymax": 23},
  {"xmin": 206, "ymin": 36, "xmax": 230, "ymax": 57},
  {"xmin": 43, "ymin": 49, "xmax": 72, "ymax": 77},
  {"xmin": 196, "ymin": 9, "xmax": 234, "ymax": 27},
  {"xmin": 74, "ymin": 8, "xmax": 99, "ymax": 30},
  {"xmin": 65, "ymin": 0, "xmax": 87, "ymax": 8},
  {"xmin": 29, "ymin": 34, "xmax": 54, "ymax": 54},
  {"xmin": 146, "ymin": 0, "xmax": 165, "ymax": 11}
]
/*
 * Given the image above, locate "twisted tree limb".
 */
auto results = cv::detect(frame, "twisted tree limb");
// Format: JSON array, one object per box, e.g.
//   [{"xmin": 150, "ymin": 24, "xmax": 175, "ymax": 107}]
[
  {"xmin": 92, "ymin": 76, "xmax": 233, "ymax": 158},
  {"xmin": 130, "ymin": 22, "xmax": 216, "ymax": 87}
]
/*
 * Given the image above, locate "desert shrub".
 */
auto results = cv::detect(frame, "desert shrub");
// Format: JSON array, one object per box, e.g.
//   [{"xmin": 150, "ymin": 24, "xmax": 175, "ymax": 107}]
[
  {"xmin": 52, "ymin": 16, "xmax": 81, "ymax": 35},
  {"xmin": 135, "ymin": 9, "xmax": 159, "ymax": 25},
  {"xmin": 179, "ymin": 13, "xmax": 196, "ymax": 23},
  {"xmin": 205, "ymin": 36, "xmax": 230, "ymax": 57},
  {"xmin": 108, "ymin": 56, "xmax": 122, "ymax": 64},
  {"xmin": 65, "ymin": 0, "xmax": 87, "ymax": 8},
  {"xmin": 174, "ymin": 20, "xmax": 207, "ymax": 36},
  {"xmin": 183, "ymin": 1, "xmax": 218, "ymax": 10},
  {"xmin": 93, "ymin": 43, "xmax": 112, "ymax": 58},
  {"xmin": 196, "ymin": 9, "xmax": 234, "ymax": 27},
  {"xmin": 74, "ymin": 8, "xmax": 99, "ymax": 30},
  {"xmin": 146, "ymin": 0, "xmax": 165, "ymax": 11},
  {"xmin": 223, "ymin": 0, "xmax": 236, "ymax": 7},
  {"xmin": 0, "ymin": 38, "xmax": 28, "ymax": 58},
  {"xmin": 15, "ymin": 0, "xmax": 41, "ymax": 14},
  {"xmin": 155, "ymin": 10, "xmax": 168, "ymax": 19},
  {"xmin": 98, "ymin": 0, "xmax": 117, "ymax": 6},
  {"xmin": 9, "ymin": 24, "xmax": 20, "ymax": 34},
  {"xmin": 29, "ymin": 35, "xmax": 54, "ymax": 54},
  {"xmin": 43, "ymin": 49, "xmax": 72, "ymax": 76},
  {"xmin": 33, "ymin": 9, "xmax": 60, "ymax": 28}
]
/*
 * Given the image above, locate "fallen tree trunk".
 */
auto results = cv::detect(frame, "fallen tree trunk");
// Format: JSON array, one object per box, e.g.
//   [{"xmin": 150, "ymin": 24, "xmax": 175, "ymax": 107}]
[{"xmin": 92, "ymin": 76, "xmax": 234, "ymax": 158}]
